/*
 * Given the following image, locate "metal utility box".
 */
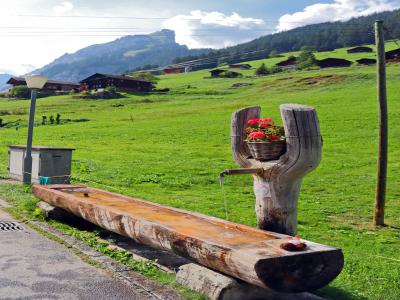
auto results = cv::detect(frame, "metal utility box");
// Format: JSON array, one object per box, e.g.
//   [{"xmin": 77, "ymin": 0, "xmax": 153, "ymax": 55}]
[{"xmin": 8, "ymin": 145, "xmax": 75, "ymax": 184}]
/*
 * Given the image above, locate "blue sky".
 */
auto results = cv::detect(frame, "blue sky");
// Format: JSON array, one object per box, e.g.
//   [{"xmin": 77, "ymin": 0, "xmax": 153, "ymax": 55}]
[{"xmin": 1, "ymin": 0, "xmax": 399, "ymax": 74}]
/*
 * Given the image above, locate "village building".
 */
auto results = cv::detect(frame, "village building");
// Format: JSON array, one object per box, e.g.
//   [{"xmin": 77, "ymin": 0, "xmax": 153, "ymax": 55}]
[
  {"xmin": 347, "ymin": 46, "xmax": 373, "ymax": 54},
  {"xmin": 276, "ymin": 57, "xmax": 298, "ymax": 68},
  {"xmin": 317, "ymin": 58, "xmax": 352, "ymax": 68},
  {"xmin": 6, "ymin": 77, "xmax": 80, "ymax": 92},
  {"xmin": 80, "ymin": 73, "xmax": 153, "ymax": 92},
  {"xmin": 356, "ymin": 58, "xmax": 376, "ymax": 65},
  {"xmin": 385, "ymin": 48, "xmax": 400, "ymax": 62},
  {"xmin": 163, "ymin": 67, "xmax": 185, "ymax": 74},
  {"xmin": 229, "ymin": 64, "xmax": 252, "ymax": 70}
]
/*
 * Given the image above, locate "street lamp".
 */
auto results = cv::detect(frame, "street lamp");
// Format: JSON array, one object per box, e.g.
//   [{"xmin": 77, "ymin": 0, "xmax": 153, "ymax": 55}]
[{"xmin": 23, "ymin": 75, "xmax": 47, "ymax": 184}]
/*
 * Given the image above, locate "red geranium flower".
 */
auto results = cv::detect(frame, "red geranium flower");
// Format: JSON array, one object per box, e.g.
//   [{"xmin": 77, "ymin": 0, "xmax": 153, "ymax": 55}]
[
  {"xmin": 268, "ymin": 135, "xmax": 279, "ymax": 141},
  {"xmin": 261, "ymin": 117, "xmax": 274, "ymax": 124},
  {"xmin": 247, "ymin": 119, "xmax": 260, "ymax": 125},
  {"xmin": 249, "ymin": 131, "xmax": 266, "ymax": 139},
  {"xmin": 260, "ymin": 123, "xmax": 272, "ymax": 128}
]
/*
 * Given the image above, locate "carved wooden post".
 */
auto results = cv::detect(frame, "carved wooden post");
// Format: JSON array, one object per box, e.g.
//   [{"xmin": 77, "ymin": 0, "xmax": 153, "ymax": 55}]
[{"xmin": 231, "ymin": 104, "xmax": 322, "ymax": 235}]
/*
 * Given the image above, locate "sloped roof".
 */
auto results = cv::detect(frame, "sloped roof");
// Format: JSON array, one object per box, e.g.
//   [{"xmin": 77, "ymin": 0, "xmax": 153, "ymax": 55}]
[
  {"xmin": 80, "ymin": 73, "xmax": 151, "ymax": 83},
  {"xmin": 7, "ymin": 76, "xmax": 80, "ymax": 86}
]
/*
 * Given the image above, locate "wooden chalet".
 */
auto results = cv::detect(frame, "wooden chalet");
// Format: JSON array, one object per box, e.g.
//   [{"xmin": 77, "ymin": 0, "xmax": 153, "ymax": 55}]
[
  {"xmin": 229, "ymin": 64, "xmax": 251, "ymax": 70},
  {"xmin": 6, "ymin": 77, "xmax": 80, "ymax": 92},
  {"xmin": 163, "ymin": 67, "xmax": 185, "ymax": 74},
  {"xmin": 317, "ymin": 58, "xmax": 352, "ymax": 68},
  {"xmin": 347, "ymin": 46, "xmax": 373, "ymax": 54},
  {"xmin": 385, "ymin": 48, "xmax": 400, "ymax": 62},
  {"xmin": 276, "ymin": 57, "xmax": 298, "ymax": 68},
  {"xmin": 80, "ymin": 73, "xmax": 153, "ymax": 92},
  {"xmin": 356, "ymin": 58, "xmax": 376, "ymax": 65}
]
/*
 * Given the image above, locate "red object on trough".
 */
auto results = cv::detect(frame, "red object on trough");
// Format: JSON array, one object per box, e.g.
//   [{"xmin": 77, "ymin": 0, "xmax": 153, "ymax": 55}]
[{"xmin": 32, "ymin": 184, "xmax": 344, "ymax": 293}]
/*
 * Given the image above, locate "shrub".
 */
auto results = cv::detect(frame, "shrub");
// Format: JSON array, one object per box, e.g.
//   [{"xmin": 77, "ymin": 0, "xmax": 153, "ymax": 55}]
[
  {"xmin": 220, "ymin": 71, "xmax": 242, "ymax": 78},
  {"xmin": 255, "ymin": 63, "xmax": 283, "ymax": 76},
  {"xmin": 297, "ymin": 47, "xmax": 317, "ymax": 70},
  {"xmin": 9, "ymin": 85, "xmax": 31, "ymax": 99},
  {"xmin": 255, "ymin": 63, "xmax": 269, "ymax": 76}
]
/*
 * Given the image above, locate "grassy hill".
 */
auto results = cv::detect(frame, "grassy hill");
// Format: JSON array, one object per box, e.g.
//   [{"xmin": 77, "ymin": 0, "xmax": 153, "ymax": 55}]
[{"xmin": 0, "ymin": 44, "xmax": 399, "ymax": 299}]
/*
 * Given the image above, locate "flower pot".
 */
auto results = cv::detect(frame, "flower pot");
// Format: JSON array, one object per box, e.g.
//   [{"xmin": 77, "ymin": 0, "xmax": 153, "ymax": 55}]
[{"xmin": 246, "ymin": 140, "xmax": 286, "ymax": 161}]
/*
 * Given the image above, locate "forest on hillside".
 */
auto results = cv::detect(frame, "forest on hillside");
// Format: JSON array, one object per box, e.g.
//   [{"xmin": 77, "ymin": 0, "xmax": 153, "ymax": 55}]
[{"xmin": 173, "ymin": 9, "xmax": 400, "ymax": 65}]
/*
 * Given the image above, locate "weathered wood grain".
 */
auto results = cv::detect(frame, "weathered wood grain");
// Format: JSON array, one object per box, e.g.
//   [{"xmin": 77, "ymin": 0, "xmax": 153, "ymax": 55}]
[
  {"xmin": 231, "ymin": 104, "xmax": 322, "ymax": 235},
  {"xmin": 32, "ymin": 184, "xmax": 343, "ymax": 293}
]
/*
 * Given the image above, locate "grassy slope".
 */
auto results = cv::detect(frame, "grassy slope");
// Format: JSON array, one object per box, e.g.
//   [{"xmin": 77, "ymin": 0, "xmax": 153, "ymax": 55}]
[{"xmin": 0, "ymin": 43, "xmax": 399, "ymax": 299}]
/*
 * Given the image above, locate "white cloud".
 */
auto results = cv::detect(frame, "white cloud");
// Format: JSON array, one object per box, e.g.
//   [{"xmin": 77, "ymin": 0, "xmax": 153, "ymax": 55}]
[
  {"xmin": 277, "ymin": 0, "xmax": 400, "ymax": 31},
  {"xmin": 163, "ymin": 10, "xmax": 270, "ymax": 49},
  {"xmin": 53, "ymin": 1, "xmax": 74, "ymax": 15}
]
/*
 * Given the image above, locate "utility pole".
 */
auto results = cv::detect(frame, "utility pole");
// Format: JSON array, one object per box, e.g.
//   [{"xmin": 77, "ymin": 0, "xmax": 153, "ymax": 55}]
[{"xmin": 374, "ymin": 20, "xmax": 388, "ymax": 226}]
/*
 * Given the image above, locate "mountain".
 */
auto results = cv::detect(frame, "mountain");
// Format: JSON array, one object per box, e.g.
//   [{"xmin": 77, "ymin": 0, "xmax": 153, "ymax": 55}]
[
  {"xmin": 174, "ymin": 9, "xmax": 400, "ymax": 64},
  {"xmin": 33, "ymin": 29, "xmax": 210, "ymax": 82},
  {"xmin": 0, "ymin": 74, "xmax": 12, "ymax": 92}
]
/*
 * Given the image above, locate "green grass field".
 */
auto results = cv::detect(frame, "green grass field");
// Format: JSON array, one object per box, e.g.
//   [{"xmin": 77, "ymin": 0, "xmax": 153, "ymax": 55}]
[{"xmin": 0, "ymin": 44, "xmax": 399, "ymax": 299}]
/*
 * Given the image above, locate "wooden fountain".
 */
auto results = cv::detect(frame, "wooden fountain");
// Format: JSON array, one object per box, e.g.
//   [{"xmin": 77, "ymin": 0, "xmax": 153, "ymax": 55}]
[{"xmin": 32, "ymin": 104, "xmax": 343, "ymax": 293}]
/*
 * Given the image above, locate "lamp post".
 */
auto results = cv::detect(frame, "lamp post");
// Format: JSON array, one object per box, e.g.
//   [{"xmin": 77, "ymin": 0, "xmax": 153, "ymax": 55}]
[{"xmin": 23, "ymin": 75, "xmax": 47, "ymax": 184}]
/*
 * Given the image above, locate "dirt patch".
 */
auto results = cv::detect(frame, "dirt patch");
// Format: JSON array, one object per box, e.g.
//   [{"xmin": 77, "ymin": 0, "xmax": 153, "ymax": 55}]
[
  {"xmin": 259, "ymin": 74, "xmax": 348, "ymax": 92},
  {"xmin": 296, "ymin": 75, "xmax": 347, "ymax": 86}
]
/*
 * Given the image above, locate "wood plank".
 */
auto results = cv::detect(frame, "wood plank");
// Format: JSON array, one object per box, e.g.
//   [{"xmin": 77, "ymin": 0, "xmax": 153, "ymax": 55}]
[{"xmin": 32, "ymin": 184, "xmax": 343, "ymax": 293}]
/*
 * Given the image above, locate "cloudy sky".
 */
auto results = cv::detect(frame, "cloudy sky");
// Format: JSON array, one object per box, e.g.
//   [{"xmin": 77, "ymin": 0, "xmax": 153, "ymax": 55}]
[{"xmin": 1, "ymin": 0, "xmax": 399, "ymax": 75}]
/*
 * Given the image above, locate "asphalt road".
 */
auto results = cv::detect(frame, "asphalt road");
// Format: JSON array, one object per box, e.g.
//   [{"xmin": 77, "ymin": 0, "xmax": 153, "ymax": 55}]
[{"xmin": 0, "ymin": 209, "xmax": 157, "ymax": 300}]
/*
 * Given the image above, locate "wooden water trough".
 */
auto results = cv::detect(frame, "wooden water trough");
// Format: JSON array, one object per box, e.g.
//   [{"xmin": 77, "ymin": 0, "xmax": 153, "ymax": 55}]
[{"xmin": 32, "ymin": 184, "xmax": 344, "ymax": 293}]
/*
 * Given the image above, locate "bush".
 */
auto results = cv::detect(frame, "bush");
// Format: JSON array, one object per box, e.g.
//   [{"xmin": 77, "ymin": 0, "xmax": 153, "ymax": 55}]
[
  {"xmin": 255, "ymin": 63, "xmax": 269, "ymax": 76},
  {"xmin": 9, "ymin": 85, "xmax": 31, "ymax": 99},
  {"xmin": 297, "ymin": 47, "xmax": 317, "ymax": 70},
  {"xmin": 255, "ymin": 63, "xmax": 283, "ymax": 76},
  {"xmin": 220, "ymin": 71, "xmax": 242, "ymax": 78}
]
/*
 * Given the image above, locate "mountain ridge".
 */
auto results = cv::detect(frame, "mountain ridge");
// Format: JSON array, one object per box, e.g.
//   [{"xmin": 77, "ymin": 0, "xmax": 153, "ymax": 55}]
[{"xmin": 33, "ymin": 29, "xmax": 211, "ymax": 82}]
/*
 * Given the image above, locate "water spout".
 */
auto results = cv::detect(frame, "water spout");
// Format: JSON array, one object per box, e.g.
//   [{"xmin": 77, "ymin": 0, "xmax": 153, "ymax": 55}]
[{"xmin": 219, "ymin": 168, "xmax": 264, "ymax": 180}]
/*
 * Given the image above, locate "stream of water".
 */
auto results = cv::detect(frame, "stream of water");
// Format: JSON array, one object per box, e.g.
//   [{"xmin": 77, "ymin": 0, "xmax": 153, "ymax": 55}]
[{"xmin": 219, "ymin": 175, "xmax": 229, "ymax": 221}]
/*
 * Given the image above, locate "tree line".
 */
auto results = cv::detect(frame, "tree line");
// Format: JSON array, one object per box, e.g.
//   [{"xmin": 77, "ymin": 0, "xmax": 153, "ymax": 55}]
[{"xmin": 173, "ymin": 9, "xmax": 400, "ymax": 65}]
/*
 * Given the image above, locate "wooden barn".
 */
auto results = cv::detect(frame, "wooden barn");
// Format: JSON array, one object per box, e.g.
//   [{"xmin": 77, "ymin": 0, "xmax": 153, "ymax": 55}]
[
  {"xmin": 385, "ymin": 48, "xmax": 400, "ymax": 62},
  {"xmin": 317, "ymin": 58, "xmax": 352, "ymax": 68},
  {"xmin": 163, "ymin": 67, "xmax": 185, "ymax": 74},
  {"xmin": 7, "ymin": 77, "xmax": 80, "ymax": 92},
  {"xmin": 276, "ymin": 57, "xmax": 298, "ymax": 68},
  {"xmin": 356, "ymin": 58, "xmax": 376, "ymax": 65},
  {"xmin": 347, "ymin": 46, "xmax": 373, "ymax": 54},
  {"xmin": 80, "ymin": 73, "xmax": 153, "ymax": 92},
  {"xmin": 229, "ymin": 64, "xmax": 251, "ymax": 70}
]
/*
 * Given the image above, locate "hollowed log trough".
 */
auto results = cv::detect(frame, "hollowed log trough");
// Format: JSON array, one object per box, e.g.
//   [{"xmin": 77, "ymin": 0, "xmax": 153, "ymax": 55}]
[{"xmin": 32, "ymin": 184, "xmax": 344, "ymax": 293}]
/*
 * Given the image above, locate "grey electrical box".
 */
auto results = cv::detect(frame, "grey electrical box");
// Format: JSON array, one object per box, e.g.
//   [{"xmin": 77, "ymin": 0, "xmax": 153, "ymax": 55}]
[{"xmin": 8, "ymin": 145, "xmax": 75, "ymax": 184}]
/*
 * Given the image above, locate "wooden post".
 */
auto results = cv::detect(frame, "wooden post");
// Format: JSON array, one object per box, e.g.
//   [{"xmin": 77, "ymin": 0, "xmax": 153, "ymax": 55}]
[
  {"xmin": 374, "ymin": 20, "xmax": 388, "ymax": 226},
  {"xmin": 231, "ymin": 104, "xmax": 322, "ymax": 236}
]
